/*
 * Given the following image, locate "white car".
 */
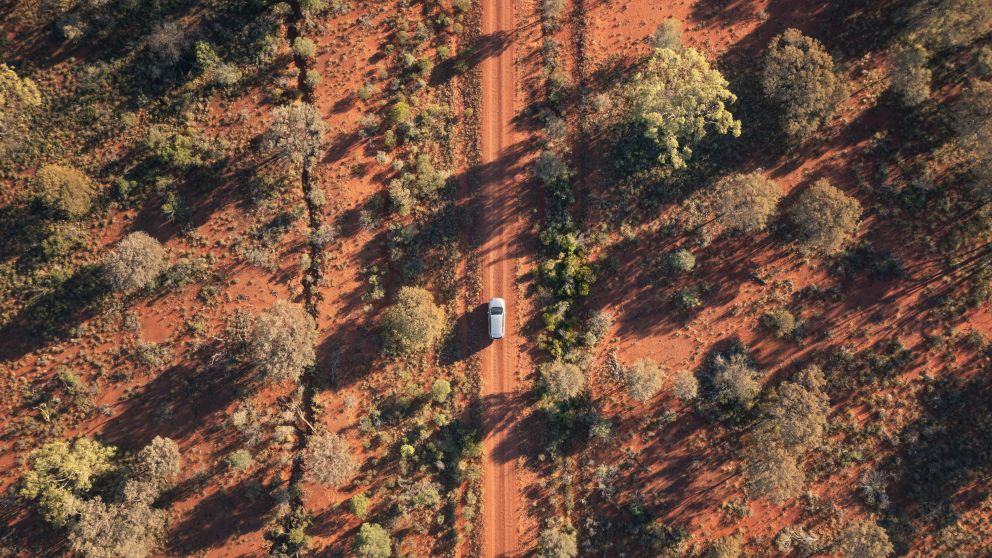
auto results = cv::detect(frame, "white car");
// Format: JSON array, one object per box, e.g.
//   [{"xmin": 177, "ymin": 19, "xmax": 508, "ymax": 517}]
[{"xmin": 488, "ymin": 298, "xmax": 505, "ymax": 340}]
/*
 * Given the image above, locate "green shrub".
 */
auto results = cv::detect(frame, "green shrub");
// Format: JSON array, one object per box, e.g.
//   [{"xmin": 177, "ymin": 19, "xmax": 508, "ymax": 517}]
[
  {"xmin": 226, "ymin": 449, "xmax": 253, "ymax": 471},
  {"xmin": 672, "ymin": 287, "xmax": 701, "ymax": 311},
  {"xmin": 19, "ymin": 438, "xmax": 118, "ymax": 527},
  {"xmin": 761, "ymin": 308, "xmax": 797, "ymax": 338},
  {"xmin": 354, "ymin": 522, "xmax": 392, "ymax": 558},
  {"xmin": 349, "ymin": 493, "xmax": 370, "ymax": 519},
  {"xmin": 35, "ymin": 164, "xmax": 96, "ymax": 218},
  {"xmin": 292, "ymin": 36, "xmax": 316, "ymax": 59},
  {"xmin": 390, "ymin": 101, "xmax": 412, "ymax": 125},
  {"xmin": 430, "ymin": 379, "xmax": 451, "ymax": 403},
  {"xmin": 381, "ymin": 286, "xmax": 446, "ymax": 356},
  {"xmin": 624, "ymin": 47, "xmax": 740, "ymax": 170},
  {"xmin": 667, "ymin": 248, "xmax": 696, "ymax": 273}
]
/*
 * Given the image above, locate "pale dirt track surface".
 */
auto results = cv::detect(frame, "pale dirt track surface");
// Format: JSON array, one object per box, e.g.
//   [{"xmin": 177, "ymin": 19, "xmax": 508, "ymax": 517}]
[{"xmin": 479, "ymin": 0, "xmax": 528, "ymax": 555}]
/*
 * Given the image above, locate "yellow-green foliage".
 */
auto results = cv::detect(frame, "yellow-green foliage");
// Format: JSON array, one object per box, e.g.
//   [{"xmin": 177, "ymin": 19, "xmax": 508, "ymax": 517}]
[
  {"xmin": 0, "ymin": 64, "xmax": 41, "ymax": 134},
  {"xmin": 628, "ymin": 47, "xmax": 741, "ymax": 169},
  {"xmin": 381, "ymin": 286, "xmax": 446, "ymax": 356},
  {"xmin": 20, "ymin": 438, "xmax": 118, "ymax": 527},
  {"xmin": 35, "ymin": 164, "xmax": 96, "ymax": 218}
]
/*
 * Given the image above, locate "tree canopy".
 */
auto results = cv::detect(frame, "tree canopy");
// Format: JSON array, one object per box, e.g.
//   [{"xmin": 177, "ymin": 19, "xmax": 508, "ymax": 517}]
[
  {"xmin": 626, "ymin": 47, "xmax": 741, "ymax": 170},
  {"xmin": 762, "ymin": 29, "xmax": 847, "ymax": 139}
]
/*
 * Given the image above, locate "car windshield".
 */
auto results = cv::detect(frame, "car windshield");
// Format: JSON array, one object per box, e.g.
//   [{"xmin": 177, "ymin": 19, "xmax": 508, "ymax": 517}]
[{"xmin": 490, "ymin": 307, "xmax": 503, "ymax": 315}]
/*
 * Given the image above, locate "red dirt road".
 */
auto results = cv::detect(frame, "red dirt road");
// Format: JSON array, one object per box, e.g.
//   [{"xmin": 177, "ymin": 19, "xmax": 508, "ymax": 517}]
[{"xmin": 479, "ymin": 0, "xmax": 527, "ymax": 555}]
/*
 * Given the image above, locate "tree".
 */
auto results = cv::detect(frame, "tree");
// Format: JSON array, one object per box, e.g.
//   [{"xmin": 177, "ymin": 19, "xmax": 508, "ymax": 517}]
[
  {"xmin": 626, "ymin": 47, "xmax": 741, "ymax": 170},
  {"xmin": 766, "ymin": 366, "xmax": 829, "ymax": 451},
  {"xmin": 248, "ymin": 300, "xmax": 317, "ymax": 383},
  {"xmin": 744, "ymin": 440, "xmax": 804, "ymax": 504},
  {"xmin": 787, "ymin": 179, "xmax": 862, "ymax": 254},
  {"xmin": 354, "ymin": 522, "xmax": 392, "ymax": 558},
  {"xmin": 0, "ymin": 63, "xmax": 42, "ymax": 141},
  {"xmin": 762, "ymin": 29, "xmax": 847, "ymax": 139},
  {"xmin": 35, "ymin": 164, "xmax": 97, "ymax": 218},
  {"xmin": 381, "ymin": 286, "xmax": 446, "ymax": 356},
  {"xmin": 265, "ymin": 103, "xmax": 328, "ymax": 170},
  {"xmin": 834, "ymin": 518, "xmax": 894, "ymax": 558},
  {"xmin": 712, "ymin": 352, "xmax": 761, "ymax": 408},
  {"xmin": 906, "ymin": 0, "xmax": 992, "ymax": 51},
  {"xmin": 889, "ymin": 41, "xmax": 931, "ymax": 107},
  {"xmin": 103, "ymin": 232, "xmax": 167, "ymax": 292},
  {"xmin": 711, "ymin": 172, "xmax": 782, "ymax": 234},
  {"xmin": 624, "ymin": 359, "xmax": 665, "ymax": 403},
  {"xmin": 20, "ymin": 438, "xmax": 118, "ymax": 527},
  {"xmin": 69, "ymin": 496, "xmax": 167, "ymax": 558},
  {"xmin": 304, "ymin": 432, "xmax": 357, "ymax": 487},
  {"xmin": 541, "ymin": 361, "xmax": 585, "ymax": 401},
  {"xmin": 539, "ymin": 518, "xmax": 578, "ymax": 558},
  {"xmin": 133, "ymin": 436, "xmax": 180, "ymax": 492}
]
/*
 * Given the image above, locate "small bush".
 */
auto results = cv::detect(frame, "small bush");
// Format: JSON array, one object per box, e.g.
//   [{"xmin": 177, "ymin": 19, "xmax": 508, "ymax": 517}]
[
  {"xmin": 430, "ymin": 379, "xmax": 451, "ymax": 403},
  {"xmin": 541, "ymin": 361, "xmax": 585, "ymax": 402},
  {"xmin": 349, "ymin": 493, "xmax": 370, "ymax": 519},
  {"xmin": 672, "ymin": 287, "xmax": 702, "ymax": 311},
  {"xmin": 673, "ymin": 371, "xmax": 699, "ymax": 402},
  {"xmin": 304, "ymin": 432, "xmax": 358, "ymax": 487},
  {"xmin": 390, "ymin": 101, "xmax": 412, "ymax": 125},
  {"xmin": 667, "ymin": 249, "xmax": 696, "ymax": 273},
  {"xmin": 652, "ymin": 19, "xmax": 682, "ymax": 50},
  {"xmin": 35, "ymin": 164, "xmax": 96, "ymax": 218},
  {"xmin": 708, "ymin": 535, "xmax": 742, "ymax": 558},
  {"xmin": 624, "ymin": 359, "xmax": 665, "ymax": 403},
  {"xmin": 834, "ymin": 518, "xmax": 894, "ymax": 558},
  {"xmin": 711, "ymin": 172, "xmax": 782, "ymax": 234},
  {"xmin": 539, "ymin": 518, "xmax": 578, "ymax": 558},
  {"xmin": 103, "ymin": 232, "xmax": 167, "ymax": 293},
  {"xmin": 712, "ymin": 352, "xmax": 760, "ymax": 408},
  {"xmin": 354, "ymin": 522, "xmax": 392, "ymax": 558},
  {"xmin": 292, "ymin": 36, "xmax": 316, "ymax": 59},
  {"xmin": 226, "ymin": 449, "xmax": 253, "ymax": 471},
  {"xmin": 761, "ymin": 308, "xmax": 797, "ymax": 338}
]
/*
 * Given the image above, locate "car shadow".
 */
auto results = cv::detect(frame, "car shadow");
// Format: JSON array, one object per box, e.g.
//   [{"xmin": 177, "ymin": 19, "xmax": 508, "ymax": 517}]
[{"xmin": 441, "ymin": 302, "xmax": 491, "ymax": 365}]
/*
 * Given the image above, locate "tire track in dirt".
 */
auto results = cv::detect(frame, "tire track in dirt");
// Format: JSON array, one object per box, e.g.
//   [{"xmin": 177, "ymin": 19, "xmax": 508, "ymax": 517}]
[{"xmin": 480, "ymin": 0, "xmax": 526, "ymax": 555}]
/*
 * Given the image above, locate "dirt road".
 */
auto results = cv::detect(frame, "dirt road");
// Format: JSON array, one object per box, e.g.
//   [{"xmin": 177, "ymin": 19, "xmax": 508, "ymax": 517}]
[{"xmin": 479, "ymin": 0, "xmax": 527, "ymax": 555}]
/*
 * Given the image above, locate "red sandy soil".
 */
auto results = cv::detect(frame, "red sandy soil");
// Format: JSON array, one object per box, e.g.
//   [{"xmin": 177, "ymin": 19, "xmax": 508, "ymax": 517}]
[{"xmin": 479, "ymin": 0, "xmax": 527, "ymax": 555}]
